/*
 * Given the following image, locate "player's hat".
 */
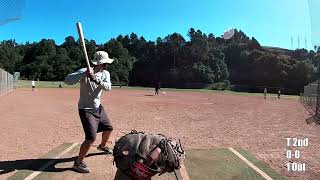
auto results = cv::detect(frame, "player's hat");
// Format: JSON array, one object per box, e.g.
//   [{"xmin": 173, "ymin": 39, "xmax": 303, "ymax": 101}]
[{"xmin": 91, "ymin": 51, "xmax": 114, "ymax": 65}]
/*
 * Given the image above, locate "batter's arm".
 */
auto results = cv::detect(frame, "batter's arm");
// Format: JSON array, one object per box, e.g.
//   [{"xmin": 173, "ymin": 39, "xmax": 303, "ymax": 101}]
[
  {"xmin": 97, "ymin": 70, "xmax": 112, "ymax": 91},
  {"xmin": 64, "ymin": 68, "xmax": 87, "ymax": 85}
]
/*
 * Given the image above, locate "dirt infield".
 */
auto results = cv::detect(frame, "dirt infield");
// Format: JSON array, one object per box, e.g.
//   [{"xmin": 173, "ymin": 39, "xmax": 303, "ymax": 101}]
[
  {"xmin": 0, "ymin": 88, "xmax": 319, "ymax": 179},
  {"xmin": 7, "ymin": 144, "xmax": 283, "ymax": 180}
]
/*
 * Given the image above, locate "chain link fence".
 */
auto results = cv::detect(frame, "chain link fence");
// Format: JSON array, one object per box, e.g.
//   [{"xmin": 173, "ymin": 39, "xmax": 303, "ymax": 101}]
[
  {"xmin": 308, "ymin": 0, "xmax": 320, "ymax": 48},
  {"xmin": 300, "ymin": 80, "xmax": 320, "ymax": 122},
  {"xmin": 0, "ymin": 68, "xmax": 16, "ymax": 96}
]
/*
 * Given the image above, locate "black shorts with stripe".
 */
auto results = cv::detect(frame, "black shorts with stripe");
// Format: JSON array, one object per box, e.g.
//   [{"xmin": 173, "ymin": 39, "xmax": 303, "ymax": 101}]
[{"xmin": 78, "ymin": 105, "xmax": 113, "ymax": 140}]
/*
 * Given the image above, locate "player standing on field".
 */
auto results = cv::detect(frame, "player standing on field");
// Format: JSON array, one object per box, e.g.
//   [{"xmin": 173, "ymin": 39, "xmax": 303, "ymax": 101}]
[
  {"xmin": 264, "ymin": 88, "xmax": 267, "ymax": 99},
  {"xmin": 155, "ymin": 81, "xmax": 160, "ymax": 95},
  {"xmin": 64, "ymin": 51, "xmax": 114, "ymax": 173},
  {"xmin": 31, "ymin": 79, "xmax": 35, "ymax": 91},
  {"xmin": 277, "ymin": 89, "xmax": 281, "ymax": 99}
]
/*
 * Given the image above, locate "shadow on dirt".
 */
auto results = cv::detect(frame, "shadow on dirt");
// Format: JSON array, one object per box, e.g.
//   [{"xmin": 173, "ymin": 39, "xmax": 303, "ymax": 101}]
[{"xmin": 0, "ymin": 152, "xmax": 106, "ymax": 175}]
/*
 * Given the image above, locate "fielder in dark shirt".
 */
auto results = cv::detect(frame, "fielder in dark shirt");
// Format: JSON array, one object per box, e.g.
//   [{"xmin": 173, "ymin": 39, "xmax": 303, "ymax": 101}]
[{"xmin": 155, "ymin": 82, "xmax": 160, "ymax": 95}]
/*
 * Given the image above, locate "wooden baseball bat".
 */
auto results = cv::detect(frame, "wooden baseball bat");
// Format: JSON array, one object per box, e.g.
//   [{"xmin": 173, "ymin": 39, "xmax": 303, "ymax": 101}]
[{"xmin": 76, "ymin": 22, "xmax": 91, "ymax": 69}]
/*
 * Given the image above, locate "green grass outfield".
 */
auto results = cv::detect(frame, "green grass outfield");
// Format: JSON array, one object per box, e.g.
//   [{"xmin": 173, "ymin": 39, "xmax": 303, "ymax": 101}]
[
  {"xmin": 17, "ymin": 80, "xmax": 299, "ymax": 100},
  {"xmin": 18, "ymin": 80, "xmax": 79, "ymax": 88}
]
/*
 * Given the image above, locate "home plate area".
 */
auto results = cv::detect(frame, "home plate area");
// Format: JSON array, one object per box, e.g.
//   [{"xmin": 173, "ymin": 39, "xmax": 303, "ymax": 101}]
[{"xmin": 8, "ymin": 143, "xmax": 285, "ymax": 180}]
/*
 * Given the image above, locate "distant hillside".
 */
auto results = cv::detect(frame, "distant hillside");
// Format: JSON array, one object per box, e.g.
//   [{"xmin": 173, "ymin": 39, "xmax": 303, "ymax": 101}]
[{"xmin": 263, "ymin": 46, "xmax": 293, "ymax": 55}]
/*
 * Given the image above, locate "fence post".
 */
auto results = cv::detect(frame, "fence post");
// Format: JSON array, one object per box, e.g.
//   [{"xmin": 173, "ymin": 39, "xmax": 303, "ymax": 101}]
[
  {"xmin": 316, "ymin": 80, "xmax": 320, "ymax": 117},
  {"xmin": 0, "ymin": 68, "xmax": 15, "ymax": 96},
  {"xmin": 7, "ymin": 72, "xmax": 9, "ymax": 92}
]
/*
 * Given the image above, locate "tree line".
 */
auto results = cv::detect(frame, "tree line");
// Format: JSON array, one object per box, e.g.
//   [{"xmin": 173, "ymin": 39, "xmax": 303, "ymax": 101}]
[{"xmin": 0, "ymin": 28, "xmax": 319, "ymax": 94}]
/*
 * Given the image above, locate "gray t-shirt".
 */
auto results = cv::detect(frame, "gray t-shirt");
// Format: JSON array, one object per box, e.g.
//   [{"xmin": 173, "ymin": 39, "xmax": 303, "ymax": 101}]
[{"xmin": 64, "ymin": 68, "xmax": 112, "ymax": 109}]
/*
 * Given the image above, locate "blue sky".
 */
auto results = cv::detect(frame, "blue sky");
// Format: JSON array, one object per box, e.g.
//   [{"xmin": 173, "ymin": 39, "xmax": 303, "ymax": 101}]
[{"xmin": 0, "ymin": 0, "xmax": 313, "ymax": 50}]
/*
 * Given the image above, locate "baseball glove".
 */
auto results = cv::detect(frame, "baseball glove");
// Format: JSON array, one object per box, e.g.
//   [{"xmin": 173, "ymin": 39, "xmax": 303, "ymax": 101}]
[{"xmin": 113, "ymin": 130, "xmax": 185, "ymax": 180}]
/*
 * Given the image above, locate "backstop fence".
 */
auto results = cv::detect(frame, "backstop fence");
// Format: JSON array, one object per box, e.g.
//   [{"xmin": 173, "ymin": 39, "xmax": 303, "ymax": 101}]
[
  {"xmin": 300, "ymin": 80, "xmax": 320, "ymax": 118},
  {"xmin": 0, "ymin": 68, "xmax": 15, "ymax": 96}
]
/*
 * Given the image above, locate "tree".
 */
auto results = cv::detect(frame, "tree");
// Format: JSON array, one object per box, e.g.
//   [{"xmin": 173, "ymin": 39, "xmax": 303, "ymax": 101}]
[
  {"xmin": 52, "ymin": 47, "xmax": 73, "ymax": 80},
  {"xmin": 0, "ymin": 40, "xmax": 23, "ymax": 73},
  {"xmin": 0, "ymin": 28, "xmax": 316, "ymax": 94},
  {"xmin": 102, "ymin": 39, "xmax": 135, "ymax": 84},
  {"xmin": 20, "ymin": 39, "xmax": 57, "ymax": 80}
]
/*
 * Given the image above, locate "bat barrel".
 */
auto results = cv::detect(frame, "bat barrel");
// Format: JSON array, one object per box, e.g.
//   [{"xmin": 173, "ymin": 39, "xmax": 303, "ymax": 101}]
[{"xmin": 76, "ymin": 21, "xmax": 91, "ymax": 69}]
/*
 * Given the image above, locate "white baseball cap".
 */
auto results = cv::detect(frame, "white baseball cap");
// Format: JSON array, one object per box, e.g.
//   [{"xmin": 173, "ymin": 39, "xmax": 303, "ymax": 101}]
[{"xmin": 91, "ymin": 51, "xmax": 114, "ymax": 65}]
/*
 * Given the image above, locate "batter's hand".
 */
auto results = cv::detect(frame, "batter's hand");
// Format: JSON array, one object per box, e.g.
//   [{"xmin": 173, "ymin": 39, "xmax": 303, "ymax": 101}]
[
  {"xmin": 86, "ymin": 67, "xmax": 94, "ymax": 75},
  {"xmin": 86, "ymin": 67, "xmax": 101, "ymax": 85},
  {"xmin": 86, "ymin": 67, "xmax": 95, "ymax": 80}
]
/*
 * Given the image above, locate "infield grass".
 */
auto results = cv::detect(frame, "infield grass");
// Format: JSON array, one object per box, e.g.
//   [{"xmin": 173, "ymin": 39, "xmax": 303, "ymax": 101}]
[{"xmin": 17, "ymin": 80, "xmax": 299, "ymax": 100}]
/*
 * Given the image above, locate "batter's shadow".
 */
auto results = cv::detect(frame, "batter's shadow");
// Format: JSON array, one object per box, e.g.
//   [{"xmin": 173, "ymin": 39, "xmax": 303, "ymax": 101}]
[{"xmin": 0, "ymin": 152, "xmax": 107, "ymax": 175}]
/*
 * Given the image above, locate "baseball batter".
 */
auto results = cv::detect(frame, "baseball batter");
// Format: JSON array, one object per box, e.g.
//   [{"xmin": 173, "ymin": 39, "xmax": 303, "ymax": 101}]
[{"xmin": 64, "ymin": 51, "xmax": 114, "ymax": 173}]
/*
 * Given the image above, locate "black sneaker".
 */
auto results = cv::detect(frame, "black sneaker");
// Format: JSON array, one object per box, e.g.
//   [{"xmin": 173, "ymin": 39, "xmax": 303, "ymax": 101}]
[
  {"xmin": 72, "ymin": 161, "xmax": 90, "ymax": 173},
  {"xmin": 97, "ymin": 144, "xmax": 113, "ymax": 154}
]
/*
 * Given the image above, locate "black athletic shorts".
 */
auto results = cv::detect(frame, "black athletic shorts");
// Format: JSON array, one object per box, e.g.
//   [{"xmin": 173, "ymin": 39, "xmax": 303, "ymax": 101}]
[{"xmin": 78, "ymin": 105, "xmax": 113, "ymax": 140}]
